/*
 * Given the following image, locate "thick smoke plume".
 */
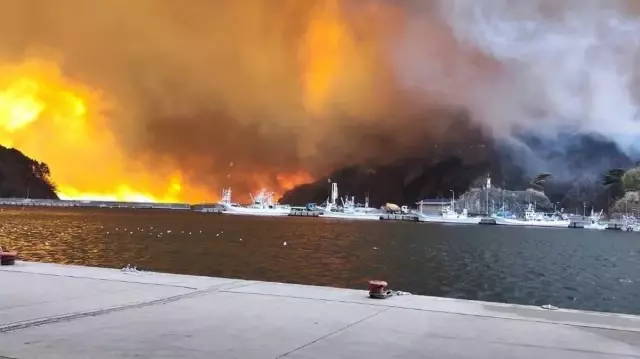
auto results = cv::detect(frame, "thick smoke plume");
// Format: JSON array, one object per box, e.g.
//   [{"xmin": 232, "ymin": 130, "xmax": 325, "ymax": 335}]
[
  {"xmin": 394, "ymin": 0, "xmax": 640, "ymax": 177},
  {"xmin": 0, "ymin": 0, "xmax": 638, "ymax": 201}
]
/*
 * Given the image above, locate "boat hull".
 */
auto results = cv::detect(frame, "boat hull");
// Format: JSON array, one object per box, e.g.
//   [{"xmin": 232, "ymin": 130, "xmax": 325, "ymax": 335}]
[
  {"xmin": 220, "ymin": 207, "xmax": 290, "ymax": 217},
  {"xmin": 319, "ymin": 212, "xmax": 381, "ymax": 221},
  {"xmin": 584, "ymin": 224, "xmax": 608, "ymax": 230},
  {"xmin": 495, "ymin": 218, "xmax": 570, "ymax": 228},
  {"xmin": 418, "ymin": 216, "xmax": 480, "ymax": 225}
]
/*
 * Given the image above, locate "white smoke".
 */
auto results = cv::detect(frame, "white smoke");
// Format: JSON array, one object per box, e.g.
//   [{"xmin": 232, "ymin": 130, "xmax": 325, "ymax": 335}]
[{"xmin": 394, "ymin": 0, "xmax": 640, "ymax": 155}]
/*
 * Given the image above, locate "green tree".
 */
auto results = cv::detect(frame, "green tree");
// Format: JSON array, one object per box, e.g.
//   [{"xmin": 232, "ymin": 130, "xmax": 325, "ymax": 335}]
[
  {"xmin": 602, "ymin": 168, "xmax": 626, "ymax": 208},
  {"xmin": 529, "ymin": 173, "xmax": 552, "ymax": 192},
  {"xmin": 622, "ymin": 168, "xmax": 640, "ymax": 191},
  {"xmin": 603, "ymin": 168, "xmax": 625, "ymax": 195},
  {"xmin": 603, "ymin": 168, "xmax": 625, "ymax": 187}
]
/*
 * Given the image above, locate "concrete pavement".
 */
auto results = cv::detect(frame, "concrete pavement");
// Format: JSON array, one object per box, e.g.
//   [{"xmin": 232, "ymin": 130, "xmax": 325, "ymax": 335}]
[{"xmin": 1, "ymin": 261, "xmax": 640, "ymax": 358}]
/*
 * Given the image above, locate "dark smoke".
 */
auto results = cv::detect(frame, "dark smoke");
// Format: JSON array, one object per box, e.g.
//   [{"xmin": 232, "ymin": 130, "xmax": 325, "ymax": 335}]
[{"xmin": 0, "ymin": 0, "xmax": 638, "ymax": 199}]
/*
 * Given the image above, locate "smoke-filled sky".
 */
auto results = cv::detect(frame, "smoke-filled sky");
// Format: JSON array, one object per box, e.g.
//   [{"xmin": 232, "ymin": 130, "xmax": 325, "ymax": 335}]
[{"xmin": 0, "ymin": 0, "xmax": 638, "ymax": 202}]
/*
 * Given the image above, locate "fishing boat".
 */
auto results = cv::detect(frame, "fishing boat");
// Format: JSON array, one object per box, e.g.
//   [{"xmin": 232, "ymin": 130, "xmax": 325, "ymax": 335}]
[
  {"xmin": 319, "ymin": 183, "xmax": 381, "ymax": 220},
  {"xmin": 494, "ymin": 204, "xmax": 570, "ymax": 228},
  {"xmin": 417, "ymin": 196, "xmax": 480, "ymax": 225},
  {"xmin": 622, "ymin": 215, "xmax": 640, "ymax": 232},
  {"xmin": 583, "ymin": 209, "xmax": 608, "ymax": 230},
  {"xmin": 417, "ymin": 206, "xmax": 481, "ymax": 224},
  {"xmin": 217, "ymin": 188, "xmax": 291, "ymax": 216}
]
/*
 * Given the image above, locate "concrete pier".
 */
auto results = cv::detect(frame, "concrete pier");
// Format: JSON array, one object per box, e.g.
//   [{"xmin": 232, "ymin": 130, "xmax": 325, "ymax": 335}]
[{"xmin": 2, "ymin": 262, "xmax": 640, "ymax": 358}]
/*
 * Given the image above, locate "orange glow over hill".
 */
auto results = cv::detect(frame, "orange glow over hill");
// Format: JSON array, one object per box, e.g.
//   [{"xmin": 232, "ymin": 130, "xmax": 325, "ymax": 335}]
[{"xmin": 0, "ymin": 59, "xmax": 311, "ymax": 203}]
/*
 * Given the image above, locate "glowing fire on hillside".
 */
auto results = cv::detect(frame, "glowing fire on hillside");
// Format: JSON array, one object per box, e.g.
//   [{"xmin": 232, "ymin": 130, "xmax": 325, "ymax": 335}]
[{"xmin": 0, "ymin": 59, "xmax": 312, "ymax": 202}]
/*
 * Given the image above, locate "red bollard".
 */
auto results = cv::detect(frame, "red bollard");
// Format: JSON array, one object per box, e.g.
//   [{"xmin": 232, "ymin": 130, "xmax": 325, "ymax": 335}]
[{"xmin": 368, "ymin": 280, "xmax": 388, "ymax": 298}]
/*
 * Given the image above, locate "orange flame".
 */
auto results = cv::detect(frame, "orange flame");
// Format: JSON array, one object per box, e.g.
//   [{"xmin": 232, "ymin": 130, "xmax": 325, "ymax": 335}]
[
  {"xmin": 301, "ymin": 0, "xmax": 349, "ymax": 115},
  {"xmin": 0, "ymin": 58, "xmax": 312, "ymax": 203},
  {"xmin": 276, "ymin": 172, "xmax": 315, "ymax": 192}
]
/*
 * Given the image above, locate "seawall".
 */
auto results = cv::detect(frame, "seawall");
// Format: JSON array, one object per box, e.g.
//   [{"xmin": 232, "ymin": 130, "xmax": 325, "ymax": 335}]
[{"xmin": 1, "ymin": 261, "xmax": 640, "ymax": 358}]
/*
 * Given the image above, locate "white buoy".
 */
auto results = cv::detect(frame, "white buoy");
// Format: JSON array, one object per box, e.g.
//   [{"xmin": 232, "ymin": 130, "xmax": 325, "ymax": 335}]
[{"xmin": 283, "ymin": 242, "xmax": 287, "ymax": 246}]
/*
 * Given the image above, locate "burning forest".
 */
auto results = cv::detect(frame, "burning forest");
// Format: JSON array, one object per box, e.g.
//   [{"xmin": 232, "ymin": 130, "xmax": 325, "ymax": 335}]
[{"xmin": 0, "ymin": 0, "xmax": 639, "ymax": 204}]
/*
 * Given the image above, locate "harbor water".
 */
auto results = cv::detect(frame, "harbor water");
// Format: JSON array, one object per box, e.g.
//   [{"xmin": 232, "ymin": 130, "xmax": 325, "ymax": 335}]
[{"xmin": 1, "ymin": 207, "xmax": 639, "ymax": 315}]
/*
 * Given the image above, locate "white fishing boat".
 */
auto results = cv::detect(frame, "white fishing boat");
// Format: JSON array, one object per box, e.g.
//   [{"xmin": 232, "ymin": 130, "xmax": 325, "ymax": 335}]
[
  {"xmin": 217, "ymin": 188, "xmax": 291, "ymax": 216},
  {"xmin": 319, "ymin": 183, "xmax": 381, "ymax": 221},
  {"xmin": 494, "ymin": 204, "xmax": 570, "ymax": 228},
  {"xmin": 622, "ymin": 215, "xmax": 640, "ymax": 232},
  {"xmin": 583, "ymin": 209, "xmax": 608, "ymax": 230},
  {"xmin": 417, "ymin": 197, "xmax": 480, "ymax": 225}
]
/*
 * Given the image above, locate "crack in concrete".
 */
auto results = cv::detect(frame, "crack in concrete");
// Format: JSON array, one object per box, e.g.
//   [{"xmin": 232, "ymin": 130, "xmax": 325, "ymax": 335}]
[
  {"xmin": 274, "ymin": 307, "xmax": 391, "ymax": 359},
  {"xmin": 0, "ymin": 280, "xmax": 258, "ymax": 334}
]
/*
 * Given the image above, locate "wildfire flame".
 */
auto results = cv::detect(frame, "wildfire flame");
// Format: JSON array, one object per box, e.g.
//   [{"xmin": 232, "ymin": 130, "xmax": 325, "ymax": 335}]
[
  {"xmin": 301, "ymin": 0, "xmax": 347, "ymax": 115},
  {"xmin": 0, "ymin": 58, "xmax": 311, "ymax": 203}
]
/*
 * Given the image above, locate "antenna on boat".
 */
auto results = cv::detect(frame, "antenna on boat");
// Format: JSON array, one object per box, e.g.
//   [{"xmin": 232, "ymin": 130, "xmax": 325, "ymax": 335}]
[
  {"xmin": 450, "ymin": 189, "xmax": 455, "ymax": 210},
  {"xmin": 221, "ymin": 188, "xmax": 232, "ymax": 204},
  {"xmin": 330, "ymin": 183, "xmax": 338, "ymax": 206}
]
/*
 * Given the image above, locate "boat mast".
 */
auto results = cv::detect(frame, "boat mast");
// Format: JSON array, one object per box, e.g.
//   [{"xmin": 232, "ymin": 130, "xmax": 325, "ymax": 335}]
[
  {"xmin": 450, "ymin": 189, "xmax": 455, "ymax": 211},
  {"xmin": 485, "ymin": 175, "xmax": 491, "ymax": 216},
  {"xmin": 331, "ymin": 183, "xmax": 338, "ymax": 206}
]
